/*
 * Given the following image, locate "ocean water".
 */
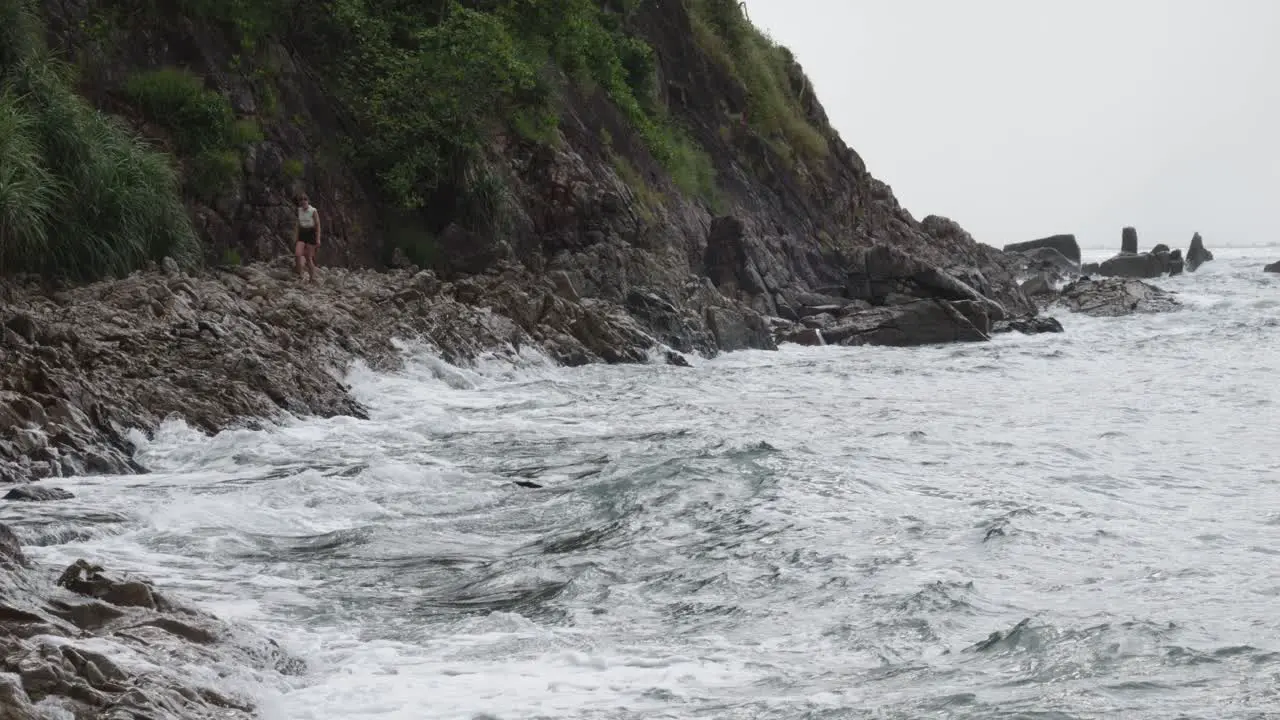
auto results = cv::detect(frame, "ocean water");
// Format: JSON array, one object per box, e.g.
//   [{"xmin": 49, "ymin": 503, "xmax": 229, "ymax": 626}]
[{"xmin": 4, "ymin": 247, "xmax": 1280, "ymax": 719}]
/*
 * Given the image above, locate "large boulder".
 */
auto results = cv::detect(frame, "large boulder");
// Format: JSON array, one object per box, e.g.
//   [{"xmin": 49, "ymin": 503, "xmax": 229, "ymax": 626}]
[
  {"xmin": 823, "ymin": 299, "xmax": 990, "ymax": 347},
  {"xmin": 1186, "ymin": 233, "xmax": 1214, "ymax": 272},
  {"xmin": 845, "ymin": 244, "xmax": 1007, "ymax": 321},
  {"xmin": 1265, "ymin": 261, "xmax": 1280, "ymax": 273},
  {"xmin": 1121, "ymin": 226, "xmax": 1139, "ymax": 254},
  {"xmin": 1057, "ymin": 277, "xmax": 1180, "ymax": 317},
  {"xmin": 1003, "ymin": 234, "xmax": 1081, "ymax": 264},
  {"xmin": 1098, "ymin": 252, "xmax": 1165, "ymax": 279}
]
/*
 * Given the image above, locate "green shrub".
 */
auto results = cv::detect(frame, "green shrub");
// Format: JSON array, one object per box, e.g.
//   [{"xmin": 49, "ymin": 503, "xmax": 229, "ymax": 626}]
[
  {"xmin": 124, "ymin": 67, "xmax": 235, "ymax": 154},
  {"xmin": 282, "ymin": 158, "xmax": 304, "ymax": 179},
  {"xmin": 0, "ymin": 18, "xmax": 197, "ymax": 281},
  {"xmin": 688, "ymin": 0, "xmax": 828, "ymax": 165}
]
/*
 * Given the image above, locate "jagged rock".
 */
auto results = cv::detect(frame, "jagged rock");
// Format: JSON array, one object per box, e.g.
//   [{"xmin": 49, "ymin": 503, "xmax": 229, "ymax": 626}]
[
  {"xmin": 1265, "ymin": 261, "xmax": 1280, "ymax": 273},
  {"xmin": 704, "ymin": 306, "xmax": 775, "ymax": 352},
  {"xmin": 0, "ymin": 525, "xmax": 26, "ymax": 569},
  {"xmin": 1003, "ymin": 234, "xmax": 1081, "ymax": 264},
  {"xmin": 845, "ymin": 244, "xmax": 1007, "ymax": 321},
  {"xmin": 1019, "ymin": 274, "xmax": 1057, "ymax": 297},
  {"xmin": 1167, "ymin": 249, "xmax": 1185, "ymax": 276},
  {"xmin": 3, "ymin": 486, "xmax": 74, "ymax": 502},
  {"xmin": 1150, "ymin": 243, "xmax": 1170, "ymax": 255},
  {"xmin": 992, "ymin": 316, "xmax": 1065, "ymax": 335},
  {"xmin": 1121, "ymin": 226, "xmax": 1139, "ymax": 254},
  {"xmin": 664, "ymin": 350, "xmax": 691, "ymax": 367},
  {"xmin": 1098, "ymin": 252, "xmax": 1165, "ymax": 279},
  {"xmin": 1081, "ymin": 262, "xmax": 1100, "ymax": 275},
  {"xmin": 823, "ymin": 300, "xmax": 989, "ymax": 347},
  {"xmin": 1013, "ymin": 246, "xmax": 1079, "ymax": 276},
  {"xmin": 1058, "ymin": 277, "xmax": 1180, "ymax": 317},
  {"xmin": 1186, "ymin": 233, "xmax": 1214, "ymax": 272},
  {"xmin": 781, "ymin": 327, "xmax": 824, "ymax": 346}
]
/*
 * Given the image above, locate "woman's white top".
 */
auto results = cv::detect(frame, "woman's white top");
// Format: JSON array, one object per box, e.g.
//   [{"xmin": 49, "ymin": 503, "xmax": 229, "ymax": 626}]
[{"xmin": 298, "ymin": 206, "xmax": 318, "ymax": 228}]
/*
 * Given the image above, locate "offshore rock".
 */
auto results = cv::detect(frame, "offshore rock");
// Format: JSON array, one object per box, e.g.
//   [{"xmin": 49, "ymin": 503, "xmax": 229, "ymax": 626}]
[
  {"xmin": 1057, "ymin": 277, "xmax": 1181, "ymax": 317},
  {"xmin": 1098, "ymin": 252, "xmax": 1166, "ymax": 279},
  {"xmin": 1121, "ymin": 226, "xmax": 1139, "ymax": 254},
  {"xmin": 1265, "ymin": 261, "xmax": 1280, "ymax": 273},
  {"xmin": 1002, "ymin": 234, "xmax": 1081, "ymax": 264},
  {"xmin": 824, "ymin": 300, "xmax": 990, "ymax": 347},
  {"xmin": 1186, "ymin": 233, "xmax": 1215, "ymax": 272}
]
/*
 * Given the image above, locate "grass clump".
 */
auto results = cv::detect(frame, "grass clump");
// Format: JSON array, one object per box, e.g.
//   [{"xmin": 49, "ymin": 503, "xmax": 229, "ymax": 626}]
[
  {"xmin": 688, "ymin": 0, "xmax": 828, "ymax": 165},
  {"xmin": 124, "ymin": 66, "xmax": 261, "ymax": 197},
  {"xmin": 0, "ymin": 0, "xmax": 197, "ymax": 280}
]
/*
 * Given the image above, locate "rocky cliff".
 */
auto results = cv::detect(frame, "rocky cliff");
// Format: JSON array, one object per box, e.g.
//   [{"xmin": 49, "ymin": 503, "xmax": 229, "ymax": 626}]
[{"xmin": 0, "ymin": 0, "xmax": 1052, "ymax": 483}]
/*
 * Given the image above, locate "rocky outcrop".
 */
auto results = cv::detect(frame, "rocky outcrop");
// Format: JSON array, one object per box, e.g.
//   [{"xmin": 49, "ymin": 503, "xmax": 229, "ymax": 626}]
[
  {"xmin": 1057, "ymin": 277, "xmax": 1180, "ymax": 317},
  {"xmin": 1002, "ymin": 234, "xmax": 1081, "ymax": 264},
  {"xmin": 0, "ymin": 524, "xmax": 297, "ymax": 719},
  {"xmin": 0, "ymin": 258, "xmax": 775, "ymax": 482},
  {"xmin": 1098, "ymin": 252, "xmax": 1165, "ymax": 279},
  {"xmin": 1186, "ymin": 233, "xmax": 1214, "ymax": 272},
  {"xmin": 844, "ymin": 244, "xmax": 1010, "ymax": 321},
  {"xmin": 992, "ymin": 316, "xmax": 1065, "ymax": 335},
  {"xmin": 3, "ymin": 486, "xmax": 73, "ymax": 502},
  {"xmin": 1265, "ymin": 261, "xmax": 1280, "ymax": 273},
  {"xmin": 1121, "ymin": 227, "xmax": 1139, "ymax": 254},
  {"xmin": 822, "ymin": 300, "xmax": 990, "ymax": 347}
]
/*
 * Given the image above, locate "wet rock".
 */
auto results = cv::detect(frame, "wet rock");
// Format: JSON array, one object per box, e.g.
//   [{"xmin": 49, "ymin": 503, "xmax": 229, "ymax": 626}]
[
  {"xmin": 781, "ymin": 327, "xmax": 824, "ymax": 346},
  {"xmin": 1186, "ymin": 232, "xmax": 1214, "ymax": 272},
  {"xmin": 1081, "ymin": 262, "xmax": 1100, "ymax": 275},
  {"xmin": 992, "ymin": 316, "xmax": 1065, "ymax": 335},
  {"xmin": 824, "ymin": 300, "xmax": 989, "ymax": 347},
  {"xmin": 1265, "ymin": 261, "xmax": 1280, "ymax": 273},
  {"xmin": 1057, "ymin": 277, "xmax": 1180, "ymax": 317},
  {"xmin": 3, "ymin": 486, "xmax": 74, "ymax": 502},
  {"xmin": 1121, "ymin": 226, "xmax": 1139, "ymax": 254},
  {"xmin": 1019, "ymin": 274, "xmax": 1057, "ymax": 297},
  {"xmin": 1167, "ymin": 249, "xmax": 1185, "ymax": 276},
  {"xmin": 704, "ymin": 306, "xmax": 775, "ymax": 352},
  {"xmin": 56, "ymin": 560, "xmax": 160, "ymax": 610},
  {"xmin": 1002, "ymin": 234, "xmax": 1081, "ymax": 264},
  {"xmin": 1098, "ymin": 252, "xmax": 1166, "ymax": 279},
  {"xmin": 664, "ymin": 350, "xmax": 691, "ymax": 367},
  {"xmin": 0, "ymin": 524, "xmax": 26, "ymax": 569},
  {"xmin": 845, "ymin": 244, "xmax": 1007, "ymax": 321}
]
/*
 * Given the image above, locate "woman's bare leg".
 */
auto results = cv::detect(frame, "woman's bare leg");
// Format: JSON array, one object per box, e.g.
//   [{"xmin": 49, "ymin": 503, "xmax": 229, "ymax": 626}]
[{"xmin": 295, "ymin": 241, "xmax": 307, "ymax": 278}]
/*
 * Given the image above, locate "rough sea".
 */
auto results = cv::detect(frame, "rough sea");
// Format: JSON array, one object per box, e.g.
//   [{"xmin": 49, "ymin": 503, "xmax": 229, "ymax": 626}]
[{"xmin": 4, "ymin": 246, "xmax": 1279, "ymax": 719}]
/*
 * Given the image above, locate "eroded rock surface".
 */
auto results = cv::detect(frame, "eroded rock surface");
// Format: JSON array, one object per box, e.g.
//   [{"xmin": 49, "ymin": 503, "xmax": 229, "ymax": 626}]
[
  {"xmin": 0, "ymin": 523, "xmax": 298, "ymax": 720},
  {"xmin": 1057, "ymin": 277, "xmax": 1181, "ymax": 317}
]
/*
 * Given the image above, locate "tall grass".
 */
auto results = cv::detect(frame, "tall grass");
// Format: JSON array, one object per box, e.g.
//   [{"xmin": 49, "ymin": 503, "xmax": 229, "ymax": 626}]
[
  {"xmin": 688, "ymin": 0, "xmax": 828, "ymax": 165},
  {"xmin": 0, "ymin": 0, "xmax": 197, "ymax": 279}
]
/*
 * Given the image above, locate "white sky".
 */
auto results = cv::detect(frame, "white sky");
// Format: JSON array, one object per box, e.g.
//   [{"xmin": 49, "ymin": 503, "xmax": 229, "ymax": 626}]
[{"xmin": 747, "ymin": 0, "xmax": 1280, "ymax": 249}]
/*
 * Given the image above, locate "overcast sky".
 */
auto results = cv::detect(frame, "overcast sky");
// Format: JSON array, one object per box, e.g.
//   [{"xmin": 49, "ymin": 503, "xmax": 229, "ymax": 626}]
[{"xmin": 747, "ymin": 0, "xmax": 1280, "ymax": 249}]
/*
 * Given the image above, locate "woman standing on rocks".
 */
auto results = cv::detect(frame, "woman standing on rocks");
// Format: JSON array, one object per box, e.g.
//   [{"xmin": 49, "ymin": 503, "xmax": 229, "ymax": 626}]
[{"xmin": 294, "ymin": 193, "xmax": 321, "ymax": 282}]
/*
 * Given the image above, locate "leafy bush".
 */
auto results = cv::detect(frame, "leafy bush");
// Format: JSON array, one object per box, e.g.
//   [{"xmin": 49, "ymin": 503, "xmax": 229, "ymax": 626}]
[
  {"xmin": 0, "ymin": 22, "xmax": 197, "ymax": 280},
  {"xmin": 124, "ymin": 67, "xmax": 236, "ymax": 154},
  {"xmin": 688, "ymin": 0, "xmax": 828, "ymax": 164}
]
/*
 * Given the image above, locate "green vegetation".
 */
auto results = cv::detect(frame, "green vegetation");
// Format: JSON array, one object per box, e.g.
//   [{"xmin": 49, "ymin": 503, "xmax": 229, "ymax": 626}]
[
  {"xmin": 688, "ymin": 0, "xmax": 828, "ymax": 165},
  {"xmin": 0, "ymin": 0, "xmax": 197, "ymax": 280},
  {"xmin": 123, "ymin": 67, "xmax": 260, "ymax": 198},
  {"xmin": 301, "ymin": 0, "xmax": 718, "ymax": 209}
]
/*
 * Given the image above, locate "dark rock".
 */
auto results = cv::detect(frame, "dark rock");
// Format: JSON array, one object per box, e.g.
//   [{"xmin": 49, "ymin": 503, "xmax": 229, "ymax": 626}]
[
  {"xmin": 992, "ymin": 316, "xmax": 1065, "ymax": 335},
  {"xmin": 4, "ymin": 486, "xmax": 75, "ymax": 502},
  {"xmin": 1081, "ymin": 262, "xmax": 1100, "ymax": 275},
  {"xmin": 1186, "ymin": 232, "xmax": 1214, "ymax": 272},
  {"xmin": 704, "ymin": 306, "xmax": 775, "ymax": 352},
  {"xmin": 845, "ymin": 244, "xmax": 1007, "ymax": 321},
  {"xmin": 0, "ymin": 523, "xmax": 27, "ymax": 569},
  {"xmin": 664, "ymin": 350, "xmax": 691, "ymax": 367},
  {"xmin": 1098, "ymin": 252, "xmax": 1165, "ymax": 279},
  {"xmin": 1058, "ymin": 277, "xmax": 1180, "ymax": 317},
  {"xmin": 1265, "ymin": 261, "xmax": 1280, "ymax": 273},
  {"xmin": 823, "ymin": 300, "xmax": 989, "ymax": 347},
  {"xmin": 1014, "ymin": 246, "xmax": 1079, "ymax": 275},
  {"xmin": 1121, "ymin": 226, "xmax": 1139, "ymax": 254},
  {"xmin": 1002, "ymin": 234, "xmax": 1081, "ymax": 264},
  {"xmin": 782, "ymin": 327, "xmax": 824, "ymax": 346},
  {"xmin": 513, "ymin": 480, "xmax": 543, "ymax": 489},
  {"xmin": 1150, "ymin": 243, "xmax": 1170, "ymax": 255},
  {"xmin": 56, "ymin": 560, "xmax": 160, "ymax": 610}
]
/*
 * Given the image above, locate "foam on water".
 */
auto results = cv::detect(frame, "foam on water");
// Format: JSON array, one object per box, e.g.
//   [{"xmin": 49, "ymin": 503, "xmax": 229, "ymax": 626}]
[{"xmin": 4, "ymin": 248, "xmax": 1280, "ymax": 719}]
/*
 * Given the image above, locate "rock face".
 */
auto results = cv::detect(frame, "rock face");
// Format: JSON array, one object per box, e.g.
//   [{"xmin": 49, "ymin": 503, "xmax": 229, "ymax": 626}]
[
  {"xmin": 1003, "ymin": 234, "xmax": 1081, "ymax": 264},
  {"xmin": 1057, "ymin": 277, "xmax": 1181, "ymax": 317},
  {"xmin": 844, "ymin": 244, "xmax": 1009, "ymax": 321},
  {"xmin": 1121, "ymin": 227, "xmax": 1139, "ymax": 254},
  {"xmin": 0, "ymin": 525, "xmax": 298, "ymax": 719},
  {"xmin": 1265, "ymin": 261, "xmax": 1280, "ymax": 273},
  {"xmin": 1186, "ymin": 233, "xmax": 1215, "ymax": 272}
]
